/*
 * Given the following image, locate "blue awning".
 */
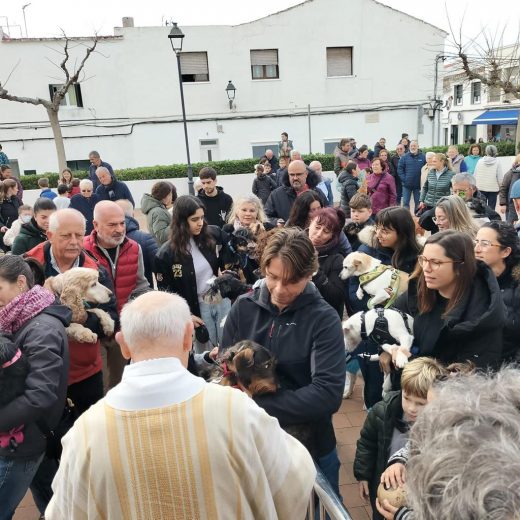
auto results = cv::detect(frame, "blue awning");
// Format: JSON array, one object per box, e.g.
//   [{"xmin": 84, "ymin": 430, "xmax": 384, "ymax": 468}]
[{"xmin": 472, "ymin": 109, "xmax": 520, "ymax": 125}]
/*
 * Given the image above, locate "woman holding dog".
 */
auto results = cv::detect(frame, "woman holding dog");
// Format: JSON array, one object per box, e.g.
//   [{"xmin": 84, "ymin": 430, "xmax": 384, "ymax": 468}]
[
  {"xmin": 392, "ymin": 230, "xmax": 504, "ymax": 370},
  {"xmin": 0, "ymin": 255, "xmax": 70, "ymax": 519},
  {"xmin": 224, "ymin": 194, "xmax": 273, "ymax": 237}
]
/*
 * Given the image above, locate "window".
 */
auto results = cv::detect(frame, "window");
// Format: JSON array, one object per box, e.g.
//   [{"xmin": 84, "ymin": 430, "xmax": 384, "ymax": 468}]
[
  {"xmin": 179, "ymin": 52, "xmax": 209, "ymax": 82},
  {"xmin": 471, "ymin": 82, "xmax": 481, "ymax": 104},
  {"xmin": 488, "ymin": 85, "xmax": 501, "ymax": 103},
  {"xmin": 326, "ymin": 47, "xmax": 353, "ymax": 77},
  {"xmin": 454, "ymin": 84, "xmax": 463, "ymax": 105},
  {"xmin": 252, "ymin": 143, "xmax": 278, "ymax": 159},
  {"xmin": 48, "ymin": 83, "xmax": 83, "ymax": 107},
  {"xmin": 324, "ymin": 141, "xmax": 339, "ymax": 154},
  {"xmin": 250, "ymin": 49, "xmax": 279, "ymax": 80},
  {"xmin": 24, "ymin": 169, "xmax": 36, "ymax": 175},
  {"xmin": 66, "ymin": 160, "xmax": 91, "ymax": 172}
]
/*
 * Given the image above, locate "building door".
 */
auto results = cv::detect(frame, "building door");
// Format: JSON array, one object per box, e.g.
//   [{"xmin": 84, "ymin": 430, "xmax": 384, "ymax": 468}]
[
  {"xmin": 450, "ymin": 125, "xmax": 459, "ymax": 144},
  {"xmin": 199, "ymin": 139, "xmax": 219, "ymax": 162}
]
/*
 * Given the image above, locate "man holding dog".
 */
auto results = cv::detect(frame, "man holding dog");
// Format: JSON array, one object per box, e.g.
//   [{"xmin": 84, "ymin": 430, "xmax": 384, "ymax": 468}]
[
  {"xmin": 222, "ymin": 227, "xmax": 345, "ymax": 496},
  {"xmin": 46, "ymin": 291, "xmax": 315, "ymax": 519}
]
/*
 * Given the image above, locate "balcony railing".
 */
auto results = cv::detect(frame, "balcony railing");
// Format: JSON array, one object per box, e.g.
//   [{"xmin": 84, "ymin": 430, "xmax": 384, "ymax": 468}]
[{"xmin": 307, "ymin": 467, "xmax": 353, "ymax": 520}]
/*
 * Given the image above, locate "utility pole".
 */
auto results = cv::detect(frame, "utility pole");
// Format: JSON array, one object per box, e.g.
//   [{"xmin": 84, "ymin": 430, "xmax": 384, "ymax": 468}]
[{"xmin": 22, "ymin": 3, "xmax": 31, "ymax": 38}]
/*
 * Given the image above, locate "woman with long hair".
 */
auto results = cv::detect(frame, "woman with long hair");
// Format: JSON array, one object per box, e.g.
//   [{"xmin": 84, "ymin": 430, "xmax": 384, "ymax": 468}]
[
  {"xmin": 474, "ymin": 221, "xmax": 520, "ymax": 363},
  {"xmin": 392, "ymin": 230, "xmax": 504, "ymax": 370},
  {"xmin": 154, "ymin": 195, "xmax": 229, "ymax": 350},
  {"xmin": 308, "ymin": 207, "xmax": 346, "ymax": 317},
  {"xmin": 417, "ymin": 153, "xmax": 453, "ymax": 214},
  {"xmin": 433, "ymin": 195, "xmax": 479, "ymax": 237},
  {"xmin": 285, "ymin": 190, "xmax": 323, "ymax": 229},
  {"xmin": 58, "ymin": 168, "xmax": 73, "ymax": 186}
]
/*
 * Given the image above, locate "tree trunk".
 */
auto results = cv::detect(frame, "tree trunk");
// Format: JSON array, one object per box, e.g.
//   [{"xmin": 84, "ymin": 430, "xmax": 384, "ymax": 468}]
[{"xmin": 46, "ymin": 107, "xmax": 67, "ymax": 172}]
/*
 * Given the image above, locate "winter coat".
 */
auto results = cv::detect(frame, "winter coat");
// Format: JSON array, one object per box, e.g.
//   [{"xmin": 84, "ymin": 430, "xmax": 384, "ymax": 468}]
[
  {"xmin": 367, "ymin": 172, "xmax": 396, "ymax": 215},
  {"xmin": 221, "ymin": 281, "xmax": 345, "ymax": 458},
  {"xmin": 373, "ymin": 143, "xmax": 386, "ymax": 157},
  {"xmin": 419, "ymin": 168, "xmax": 454, "ymax": 207},
  {"xmin": 464, "ymin": 154, "xmax": 481, "ymax": 174},
  {"xmin": 355, "ymin": 156, "xmax": 372, "ymax": 171},
  {"xmin": 252, "ymin": 174, "xmax": 277, "ymax": 205},
  {"xmin": 11, "ymin": 218, "xmax": 47, "ymax": 255},
  {"xmin": 397, "ymin": 152, "xmax": 426, "ymax": 190},
  {"xmin": 26, "ymin": 241, "xmax": 118, "ymax": 385},
  {"xmin": 393, "ymin": 262, "xmax": 505, "ymax": 369},
  {"xmin": 140, "ymin": 193, "xmax": 172, "ymax": 246},
  {"xmin": 0, "ymin": 195, "xmax": 21, "ymax": 228},
  {"xmin": 354, "ymin": 391, "xmax": 404, "ymax": 502},
  {"xmin": 154, "ymin": 226, "xmax": 225, "ymax": 318},
  {"xmin": 95, "ymin": 178, "xmax": 135, "ymax": 207},
  {"xmin": 389, "ymin": 155, "xmax": 402, "ymax": 193},
  {"xmin": 89, "ymin": 160, "xmax": 114, "ymax": 190},
  {"xmin": 337, "ymin": 169, "xmax": 359, "ymax": 216},
  {"xmin": 197, "ymin": 187, "xmax": 233, "ymax": 228},
  {"xmin": 69, "ymin": 193, "xmax": 100, "ymax": 235},
  {"xmin": 498, "ymin": 163, "xmax": 520, "ymax": 222},
  {"xmin": 474, "ymin": 156, "xmax": 503, "ymax": 193},
  {"xmin": 333, "ymin": 147, "xmax": 350, "ymax": 174},
  {"xmin": 125, "ymin": 215, "xmax": 158, "ymax": 288},
  {"xmin": 450, "ymin": 154, "xmax": 468, "ymax": 174},
  {"xmin": 313, "ymin": 242, "xmax": 345, "ymax": 318},
  {"xmin": 0, "ymin": 304, "xmax": 70, "ymax": 460},
  {"xmin": 496, "ymin": 264, "xmax": 520, "ymax": 363}
]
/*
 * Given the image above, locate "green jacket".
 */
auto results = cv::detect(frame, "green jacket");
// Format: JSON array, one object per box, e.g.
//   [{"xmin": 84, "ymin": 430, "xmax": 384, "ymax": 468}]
[
  {"xmin": 354, "ymin": 391, "xmax": 404, "ymax": 496},
  {"xmin": 140, "ymin": 193, "xmax": 171, "ymax": 246},
  {"xmin": 11, "ymin": 219, "xmax": 47, "ymax": 255},
  {"xmin": 419, "ymin": 168, "xmax": 453, "ymax": 207}
]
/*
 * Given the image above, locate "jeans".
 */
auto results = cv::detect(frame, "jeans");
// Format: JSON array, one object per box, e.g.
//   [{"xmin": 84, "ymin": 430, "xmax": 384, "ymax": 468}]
[
  {"xmin": 316, "ymin": 448, "xmax": 341, "ymax": 498},
  {"xmin": 402, "ymin": 187, "xmax": 420, "ymax": 209},
  {"xmin": 199, "ymin": 298, "xmax": 231, "ymax": 348},
  {"xmin": 480, "ymin": 191, "xmax": 498, "ymax": 210},
  {"xmin": 0, "ymin": 452, "xmax": 44, "ymax": 520}
]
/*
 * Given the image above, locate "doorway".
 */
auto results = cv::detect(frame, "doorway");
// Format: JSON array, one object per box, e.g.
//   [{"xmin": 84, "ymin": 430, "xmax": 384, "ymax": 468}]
[{"xmin": 199, "ymin": 139, "xmax": 219, "ymax": 162}]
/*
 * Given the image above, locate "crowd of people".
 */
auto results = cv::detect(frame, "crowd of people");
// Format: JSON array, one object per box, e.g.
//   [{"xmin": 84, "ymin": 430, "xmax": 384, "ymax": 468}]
[{"xmin": 0, "ymin": 136, "xmax": 519, "ymax": 520}]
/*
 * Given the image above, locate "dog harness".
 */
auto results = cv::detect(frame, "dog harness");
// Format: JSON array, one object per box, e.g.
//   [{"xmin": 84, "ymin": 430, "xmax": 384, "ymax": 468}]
[
  {"xmin": 358, "ymin": 264, "xmax": 402, "ymax": 309},
  {"xmin": 360, "ymin": 307, "xmax": 412, "ymax": 351}
]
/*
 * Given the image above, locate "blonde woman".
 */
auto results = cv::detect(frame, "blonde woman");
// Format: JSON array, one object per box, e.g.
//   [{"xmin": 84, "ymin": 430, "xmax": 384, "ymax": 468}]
[
  {"xmin": 434, "ymin": 195, "xmax": 479, "ymax": 237},
  {"xmin": 223, "ymin": 194, "xmax": 273, "ymax": 237}
]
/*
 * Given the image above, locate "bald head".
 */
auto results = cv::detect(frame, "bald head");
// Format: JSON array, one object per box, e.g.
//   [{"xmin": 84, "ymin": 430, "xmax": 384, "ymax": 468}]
[
  {"xmin": 117, "ymin": 291, "xmax": 193, "ymax": 364},
  {"xmin": 93, "ymin": 200, "xmax": 126, "ymax": 248},
  {"xmin": 288, "ymin": 160, "xmax": 308, "ymax": 192},
  {"xmin": 96, "ymin": 166, "xmax": 112, "ymax": 186}
]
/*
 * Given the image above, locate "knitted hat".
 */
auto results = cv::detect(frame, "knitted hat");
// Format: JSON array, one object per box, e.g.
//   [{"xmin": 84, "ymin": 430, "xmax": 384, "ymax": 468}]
[{"xmin": 510, "ymin": 179, "xmax": 520, "ymax": 200}]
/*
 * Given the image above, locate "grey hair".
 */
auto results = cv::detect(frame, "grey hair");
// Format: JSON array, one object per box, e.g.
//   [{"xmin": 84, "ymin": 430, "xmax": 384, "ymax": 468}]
[
  {"xmin": 96, "ymin": 166, "xmax": 110, "ymax": 177},
  {"xmin": 410, "ymin": 140, "xmax": 418, "ymax": 146},
  {"xmin": 290, "ymin": 150, "xmax": 302, "ymax": 160},
  {"xmin": 451, "ymin": 172, "xmax": 477, "ymax": 187},
  {"xmin": 48, "ymin": 208, "xmax": 86, "ymax": 233},
  {"xmin": 227, "ymin": 193, "xmax": 267, "ymax": 225},
  {"xmin": 89, "ymin": 150, "xmax": 100, "ymax": 158},
  {"xmin": 485, "ymin": 144, "xmax": 498, "ymax": 157},
  {"xmin": 79, "ymin": 179, "xmax": 93, "ymax": 189},
  {"xmin": 120, "ymin": 292, "xmax": 191, "ymax": 349},
  {"xmin": 406, "ymin": 367, "xmax": 520, "ymax": 520},
  {"xmin": 425, "ymin": 151, "xmax": 436, "ymax": 159}
]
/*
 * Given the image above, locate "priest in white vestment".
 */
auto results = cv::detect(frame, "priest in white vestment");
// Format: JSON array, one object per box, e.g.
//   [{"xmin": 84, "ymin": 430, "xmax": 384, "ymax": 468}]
[{"xmin": 46, "ymin": 291, "xmax": 316, "ymax": 520}]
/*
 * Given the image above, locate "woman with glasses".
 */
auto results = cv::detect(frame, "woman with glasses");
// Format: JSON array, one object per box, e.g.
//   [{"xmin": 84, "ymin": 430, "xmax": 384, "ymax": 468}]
[
  {"xmin": 391, "ymin": 230, "xmax": 504, "ymax": 371},
  {"xmin": 431, "ymin": 195, "xmax": 479, "ymax": 237},
  {"xmin": 69, "ymin": 179, "xmax": 100, "ymax": 235},
  {"xmin": 474, "ymin": 221, "xmax": 520, "ymax": 363}
]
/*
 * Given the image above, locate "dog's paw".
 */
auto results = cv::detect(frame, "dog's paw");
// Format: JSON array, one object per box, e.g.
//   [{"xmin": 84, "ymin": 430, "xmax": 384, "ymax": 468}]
[
  {"xmin": 394, "ymin": 349, "xmax": 411, "ymax": 369},
  {"xmin": 67, "ymin": 323, "xmax": 98, "ymax": 344}
]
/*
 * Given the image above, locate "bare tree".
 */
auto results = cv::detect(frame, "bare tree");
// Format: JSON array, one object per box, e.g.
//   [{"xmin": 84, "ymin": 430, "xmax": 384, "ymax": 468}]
[{"xmin": 0, "ymin": 36, "xmax": 98, "ymax": 171}]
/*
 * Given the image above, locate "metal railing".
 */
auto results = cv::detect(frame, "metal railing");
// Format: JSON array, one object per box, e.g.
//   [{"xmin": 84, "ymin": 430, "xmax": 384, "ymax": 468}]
[{"xmin": 307, "ymin": 466, "xmax": 353, "ymax": 520}]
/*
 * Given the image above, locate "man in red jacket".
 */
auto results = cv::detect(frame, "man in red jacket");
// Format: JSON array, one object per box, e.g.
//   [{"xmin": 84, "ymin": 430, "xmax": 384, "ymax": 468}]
[{"xmin": 83, "ymin": 200, "xmax": 150, "ymax": 390}]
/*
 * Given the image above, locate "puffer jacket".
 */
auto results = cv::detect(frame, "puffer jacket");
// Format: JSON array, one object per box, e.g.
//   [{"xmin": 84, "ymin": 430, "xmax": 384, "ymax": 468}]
[
  {"xmin": 474, "ymin": 156, "xmax": 503, "ymax": 192},
  {"xmin": 419, "ymin": 167, "xmax": 454, "ymax": 207},
  {"xmin": 69, "ymin": 193, "xmax": 100, "ymax": 235},
  {"xmin": 11, "ymin": 218, "xmax": 47, "ymax": 255},
  {"xmin": 393, "ymin": 261, "xmax": 505, "ymax": 369},
  {"xmin": 337, "ymin": 169, "xmax": 359, "ymax": 216},
  {"xmin": 367, "ymin": 172, "xmax": 396, "ymax": 215},
  {"xmin": 140, "ymin": 193, "xmax": 172, "ymax": 246},
  {"xmin": 397, "ymin": 152, "xmax": 426, "ymax": 190},
  {"xmin": 95, "ymin": 174, "xmax": 135, "ymax": 206},
  {"xmin": 497, "ymin": 264, "xmax": 520, "ymax": 363},
  {"xmin": 252, "ymin": 174, "xmax": 277, "ymax": 205},
  {"xmin": 498, "ymin": 163, "xmax": 520, "ymax": 222}
]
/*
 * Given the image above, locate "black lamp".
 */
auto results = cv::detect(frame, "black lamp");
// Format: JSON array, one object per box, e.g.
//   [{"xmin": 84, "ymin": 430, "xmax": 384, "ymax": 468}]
[
  {"xmin": 168, "ymin": 22, "xmax": 184, "ymax": 53},
  {"xmin": 226, "ymin": 80, "xmax": 236, "ymax": 109}
]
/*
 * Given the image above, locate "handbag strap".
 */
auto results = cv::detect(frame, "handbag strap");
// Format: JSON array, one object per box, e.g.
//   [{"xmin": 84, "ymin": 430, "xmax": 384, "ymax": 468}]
[{"xmin": 369, "ymin": 173, "xmax": 386, "ymax": 195}]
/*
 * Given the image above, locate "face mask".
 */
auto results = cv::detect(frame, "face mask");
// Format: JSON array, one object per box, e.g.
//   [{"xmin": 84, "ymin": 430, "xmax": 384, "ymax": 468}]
[
  {"xmin": 456, "ymin": 190, "xmax": 467, "ymax": 199},
  {"xmin": 20, "ymin": 215, "xmax": 32, "ymax": 224}
]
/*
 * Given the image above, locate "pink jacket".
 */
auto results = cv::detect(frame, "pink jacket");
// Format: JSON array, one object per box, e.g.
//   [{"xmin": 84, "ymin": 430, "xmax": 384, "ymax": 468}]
[{"xmin": 367, "ymin": 172, "xmax": 397, "ymax": 215}]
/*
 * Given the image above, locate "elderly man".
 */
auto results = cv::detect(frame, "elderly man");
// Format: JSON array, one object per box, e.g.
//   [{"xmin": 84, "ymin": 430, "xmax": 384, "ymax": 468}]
[
  {"xmin": 389, "ymin": 143, "xmax": 405, "ymax": 205},
  {"xmin": 263, "ymin": 148, "xmax": 279, "ymax": 172},
  {"xmin": 26, "ymin": 208, "xmax": 117, "ymax": 413},
  {"xmin": 397, "ymin": 140, "xmax": 426, "ymax": 210},
  {"xmin": 88, "ymin": 150, "xmax": 113, "ymax": 190},
  {"xmin": 264, "ymin": 159, "xmax": 326, "ymax": 224},
  {"xmin": 95, "ymin": 166, "xmax": 135, "ymax": 206},
  {"xmin": 222, "ymin": 228, "xmax": 345, "ymax": 496},
  {"xmin": 310, "ymin": 160, "xmax": 333, "ymax": 206},
  {"xmin": 46, "ymin": 291, "xmax": 315, "ymax": 520},
  {"xmin": 84, "ymin": 200, "xmax": 150, "ymax": 389},
  {"xmin": 69, "ymin": 179, "xmax": 100, "ymax": 234}
]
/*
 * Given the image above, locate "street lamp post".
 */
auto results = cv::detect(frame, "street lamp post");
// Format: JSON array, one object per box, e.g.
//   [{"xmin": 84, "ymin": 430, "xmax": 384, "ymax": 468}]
[
  {"xmin": 22, "ymin": 3, "xmax": 31, "ymax": 38},
  {"xmin": 168, "ymin": 23, "xmax": 194, "ymax": 195}
]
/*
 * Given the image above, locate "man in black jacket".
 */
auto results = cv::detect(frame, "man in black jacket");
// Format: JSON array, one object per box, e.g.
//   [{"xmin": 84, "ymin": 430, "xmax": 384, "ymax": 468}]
[
  {"xmin": 196, "ymin": 167, "xmax": 233, "ymax": 228},
  {"xmin": 221, "ymin": 228, "xmax": 345, "ymax": 496}
]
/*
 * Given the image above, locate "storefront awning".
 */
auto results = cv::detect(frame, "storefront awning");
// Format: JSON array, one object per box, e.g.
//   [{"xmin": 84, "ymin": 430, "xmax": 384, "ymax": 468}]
[{"xmin": 472, "ymin": 109, "xmax": 520, "ymax": 125}]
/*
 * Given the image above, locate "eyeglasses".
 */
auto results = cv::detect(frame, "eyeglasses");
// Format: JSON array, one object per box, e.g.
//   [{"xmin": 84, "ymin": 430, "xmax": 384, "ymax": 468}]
[
  {"xmin": 375, "ymin": 226, "xmax": 392, "ymax": 237},
  {"xmin": 432, "ymin": 216, "xmax": 448, "ymax": 224},
  {"xmin": 473, "ymin": 239, "xmax": 502, "ymax": 250},
  {"xmin": 418, "ymin": 255, "xmax": 463, "ymax": 270}
]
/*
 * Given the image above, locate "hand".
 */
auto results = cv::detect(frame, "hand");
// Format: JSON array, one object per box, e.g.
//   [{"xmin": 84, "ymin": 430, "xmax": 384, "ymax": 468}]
[
  {"xmin": 381, "ymin": 463, "xmax": 407, "ymax": 490},
  {"xmin": 376, "ymin": 498, "xmax": 399, "ymax": 520},
  {"xmin": 358, "ymin": 480, "xmax": 370, "ymax": 501},
  {"xmin": 417, "ymin": 202, "xmax": 425, "ymax": 211},
  {"xmin": 191, "ymin": 315, "xmax": 204, "ymax": 328},
  {"xmin": 208, "ymin": 346, "xmax": 219, "ymax": 361},
  {"xmin": 0, "ymin": 226, "xmax": 7, "ymax": 233},
  {"xmin": 379, "ymin": 351, "xmax": 392, "ymax": 374},
  {"xmin": 500, "ymin": 205, "xmax": 507, "ymax": 214}
]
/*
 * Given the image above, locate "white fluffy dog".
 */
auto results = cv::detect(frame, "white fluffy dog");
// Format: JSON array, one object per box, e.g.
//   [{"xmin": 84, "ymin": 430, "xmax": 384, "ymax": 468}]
[
  {"xmin": 340, "ymin": 251, "xmax": 409, "ymax": 308},
  {"xmin": 44, "ymin": 267, "xmax": 115, "ymax": 343}
]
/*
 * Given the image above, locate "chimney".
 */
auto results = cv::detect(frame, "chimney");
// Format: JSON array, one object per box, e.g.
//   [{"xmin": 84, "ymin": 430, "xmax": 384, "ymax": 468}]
[{"xmin": 122, "ymin": 17, "xmax": 134, "ymax": 28}]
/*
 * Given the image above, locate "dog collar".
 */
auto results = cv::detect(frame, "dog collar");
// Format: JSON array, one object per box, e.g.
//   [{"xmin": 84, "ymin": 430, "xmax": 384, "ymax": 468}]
[
  {"xmin": 1, "ymin": 348, "xmax": 21, "ymax": 368},
  {"xmin": 82, "ymin": 300, "xmax": 91, "ymax": 309}
]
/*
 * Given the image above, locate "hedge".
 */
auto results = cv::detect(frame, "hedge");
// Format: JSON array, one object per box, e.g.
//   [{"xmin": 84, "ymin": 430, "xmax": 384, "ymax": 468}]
[{"xmin": 19, "ymin": 144, "xmax": 518, "ymax": 190}]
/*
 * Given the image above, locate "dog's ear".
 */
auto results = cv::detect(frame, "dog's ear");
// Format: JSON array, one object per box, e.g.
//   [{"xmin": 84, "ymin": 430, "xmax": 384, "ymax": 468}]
[
  {"xmin": 44, "ymin": 275, "xmax": 62, "ymax": 295},
  {"xmin": 352, "ymin": 259, "xmax": 363, "ymax": 268}
]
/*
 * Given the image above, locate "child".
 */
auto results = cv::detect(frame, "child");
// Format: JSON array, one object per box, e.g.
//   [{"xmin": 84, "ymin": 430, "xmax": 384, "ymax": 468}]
[
  {"xmin": 2, "ymin": 204, "xmax": 33, "ymax": 248},
  {"xmin": 252, "ymin": 163, "xmax": 277, "ymax": 205},
  {"xmin": 54, "ymin": 184, "xmax": 71, "ymax": 209},
  {"xmin": 38, "ymin": 178, "xmax": 57, "ymax": 200},
  {"xmin": 354, "ymin": 357, "xmax": 446, "ymax": 520},
  {"xmin": 69, "ymin": 178, "xmax": 81, "ymax": 197},
  {"xmin": 344, "ymin": 193, "xmax": 375, "ymax": 251}
]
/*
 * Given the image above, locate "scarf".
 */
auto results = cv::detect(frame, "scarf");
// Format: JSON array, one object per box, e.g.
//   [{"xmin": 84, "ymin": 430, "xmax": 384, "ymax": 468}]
[
  {"xmin": 315, "ymin": 235, "xmax": 340, "ymax": 255},
  {"xmin": 0, "ymin": 285, "xmax": 56, "ymax": 334}
]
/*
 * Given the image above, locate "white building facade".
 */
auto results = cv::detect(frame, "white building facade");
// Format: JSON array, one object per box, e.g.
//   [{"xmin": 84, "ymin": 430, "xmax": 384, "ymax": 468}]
[{"xmin": 0, "ymin": 0, "xmax": 446, "ymax": 175}]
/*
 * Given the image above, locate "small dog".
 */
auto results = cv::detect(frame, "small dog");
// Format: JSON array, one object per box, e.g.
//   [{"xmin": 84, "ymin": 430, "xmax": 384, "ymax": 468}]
[
  {"xmin": 203, "ymin": 272, "xmax": 252, "ymax": 305},
  {"xmin": 44, "ymin": 267, "xmax": 115, "ymax": 343},
  {"xmin": 340, "ymin": 251, "xmax": 409, "ymax": 308},
  {"xmin": 221, "ymin": 227, "xmax": 259, "ymax": 283},
  {"xmin": 466, "ymin": 198, "xmax": 491, "ymax": 226},
  {"xmin": 343, "ymin": 308, "xmax": 414, "ymax": 393},
  {"xmin": 0, "ymin": 335, "xmax": 29, "ymax": 451}
]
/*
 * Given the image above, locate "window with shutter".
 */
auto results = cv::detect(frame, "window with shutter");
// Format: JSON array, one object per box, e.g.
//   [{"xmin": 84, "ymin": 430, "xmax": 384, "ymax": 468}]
[
  {"xmin": 48, "ymin": 83, "xmax": 83, "ymax": 107},
  {"xmin": 179, "ymin": 52, "xmax": 209, "ymax": 82},
  {"xmin": 250, "ymin": 49, "xmax": 279, "ymax": 79},
  {"xmin": 326, "ymin": 47, "xmax": 353, "ymax": 77}
]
